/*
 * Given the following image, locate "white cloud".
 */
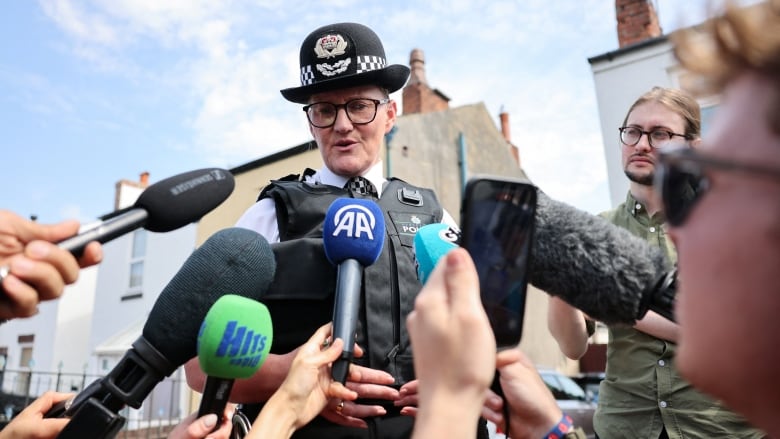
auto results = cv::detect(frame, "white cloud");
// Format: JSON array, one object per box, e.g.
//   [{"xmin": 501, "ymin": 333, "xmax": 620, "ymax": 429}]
[{"xmin": 40, "ymin": 0, "xmax": 119, "ymax": 46}]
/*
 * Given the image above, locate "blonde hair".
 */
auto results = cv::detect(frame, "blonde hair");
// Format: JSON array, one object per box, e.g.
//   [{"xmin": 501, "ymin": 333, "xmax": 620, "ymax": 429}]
[
  {"xmin": 622, "ymin": 86, "xmax": 702, "ymax": 139},
  {"xmin": 672, "ymin": 0, "xmax": 780, "ymax": 133}
]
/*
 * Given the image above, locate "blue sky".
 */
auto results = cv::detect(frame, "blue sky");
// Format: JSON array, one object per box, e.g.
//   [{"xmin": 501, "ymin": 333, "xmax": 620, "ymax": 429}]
[{"xmin": 1, "ymin": 0, "xmax": 732, "ymax": 224}]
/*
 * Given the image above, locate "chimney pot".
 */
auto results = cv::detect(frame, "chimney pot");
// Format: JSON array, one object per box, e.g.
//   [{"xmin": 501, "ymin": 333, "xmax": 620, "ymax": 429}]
[
  {"xmin": 409, "ymin": 48, "xmax": 427, "ymax": 85},
  {"xmin": 499, "ymin": 111, "xmax": 511, "ymax": 142},
  {"xmin": 616, "ymin": 0, "xmax": 662, "ymax": 48}
]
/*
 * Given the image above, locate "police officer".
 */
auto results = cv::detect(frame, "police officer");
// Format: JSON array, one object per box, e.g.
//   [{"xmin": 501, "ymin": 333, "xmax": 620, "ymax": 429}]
[{"xmin": 185, "ymin": 22, "xmax": 464, "ymax": 439}]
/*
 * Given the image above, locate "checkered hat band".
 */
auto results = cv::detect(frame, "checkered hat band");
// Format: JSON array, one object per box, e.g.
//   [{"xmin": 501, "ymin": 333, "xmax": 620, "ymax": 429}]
[
  {"xmin": 300, "ymin": 65, "xmax": 315, "ymax": 85},
  {"xmin": 357, "ymin": 55, "xmax": 386, "ymax": 73}
]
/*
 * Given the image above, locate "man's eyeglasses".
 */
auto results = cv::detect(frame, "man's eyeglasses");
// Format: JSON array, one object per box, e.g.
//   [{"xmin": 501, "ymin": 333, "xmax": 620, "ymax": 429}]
[
  {"xmin": 303, "ymin": 98, "xmax": 390, "ymax": 128},
  {"xmin": 619, "ymin": 126, "xmax": 691, "ymax": 149},
  {"xmin": 655, "ymin": 147, "xmax": 780, "ymax": 226}
]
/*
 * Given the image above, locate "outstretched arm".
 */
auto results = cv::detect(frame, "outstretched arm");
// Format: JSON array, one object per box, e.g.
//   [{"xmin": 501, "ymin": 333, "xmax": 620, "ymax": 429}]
[
  {"xmin": 408, "ymin": 248, "xmax": 496, "ymax": 439},
  {"xmin": 246, "ymin": 323, "xmax": 358, "ymax": 439}
]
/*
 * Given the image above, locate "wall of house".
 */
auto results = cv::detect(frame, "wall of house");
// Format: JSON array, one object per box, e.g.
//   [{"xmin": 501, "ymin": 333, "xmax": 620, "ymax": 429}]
[
  {"xmin": 86, "ymin": 225, "xmax": 197, "ymax": 376},
  {"xmin": 196, "ymin": 147, "xmax": 322, "ymax": 245}
]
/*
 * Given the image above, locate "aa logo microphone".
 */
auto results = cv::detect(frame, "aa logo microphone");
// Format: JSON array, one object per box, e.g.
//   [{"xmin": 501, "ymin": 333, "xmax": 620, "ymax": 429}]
[
  {"xmin": 322, "ymin": 198, "xmax": 385, "ymax": 383},
  {"xmin": 323, "ymin": 198, "xmax": 385, "ymax": 266},
  {"xmin": 329, "ymin": 203, "xmax": 379, "ymax": 240}
]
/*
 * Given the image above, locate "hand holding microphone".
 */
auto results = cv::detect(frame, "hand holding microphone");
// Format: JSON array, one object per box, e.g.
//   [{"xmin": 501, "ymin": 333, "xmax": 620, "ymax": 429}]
[
  {"xmin": 58, "ymin": 168, "xmax": 234, "ymax": 256},
  {"xmin": 0, "ymin": 211, "xmax": 103, "ymax": 320},
  {"xmin": 530, "ymin": 191, "xmax": 677, "ymax": 323},
  {"xmin": 322, "ymin": 198, "xmax": 385, "ymax": 384},
  {"xmin": 0, "ymin": 167, "xmax": 232, "ymax": 322},
  {"xmin": 248, "ymin": 323, "xmax": 360, "ymax": 438}
]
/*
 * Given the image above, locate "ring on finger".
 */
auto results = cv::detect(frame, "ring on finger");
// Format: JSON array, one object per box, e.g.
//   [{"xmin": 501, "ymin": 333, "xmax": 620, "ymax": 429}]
[
  {"xmin": 0, "ymin": 265, "xmax": 9, "ymax": 294},
  {"xmin": 336, "ymin": 400, "xmax": 344, "ymax": 413}
]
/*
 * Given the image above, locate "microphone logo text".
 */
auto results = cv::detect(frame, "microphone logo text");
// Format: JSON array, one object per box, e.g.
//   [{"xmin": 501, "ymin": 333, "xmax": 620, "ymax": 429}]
[
  {"xmin": 331, "ymin": 204, "xmax": 377, "ymax": 240},
  {"xmin": 438, "ymin": 227, "xmax": 461, "ymax": 244},
  {"xmin": 216, "ymin": 321, "xmax": 268, "ymax": 368}
]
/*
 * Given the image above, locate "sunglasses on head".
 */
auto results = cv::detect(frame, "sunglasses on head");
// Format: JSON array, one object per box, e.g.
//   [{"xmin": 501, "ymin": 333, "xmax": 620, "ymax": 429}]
[{"xmin": 656, "ymin": 147, "xmax": 780, "ymax": 226}]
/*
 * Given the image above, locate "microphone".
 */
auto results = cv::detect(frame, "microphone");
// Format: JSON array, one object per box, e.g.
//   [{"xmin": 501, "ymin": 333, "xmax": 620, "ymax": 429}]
[
  {"xmin": 48, "ymin": 227, "xmax": 276, "ymax": 437},
  {"xmin": 58, "ymin": 168, "xmax": 235, "ymax": 256},
  {"xmin": 322, "ymin": 198, "xmax": 385, "ymax": 384},
  {"xmin": 413, "ymin": 223, "xmax": 459, "ymax": 285},
  {"xmin": 529, "ymin": 191, "xmax": 676, "ymax": 324},
  {"xmin": 196, "ymin": 294, "xmax": 273, "ymax": 429}
]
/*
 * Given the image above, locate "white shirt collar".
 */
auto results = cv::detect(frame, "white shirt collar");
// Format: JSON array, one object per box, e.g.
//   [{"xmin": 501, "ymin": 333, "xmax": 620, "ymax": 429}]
[{"xmin": 308, "ymin": 162, "xmax": 387, "ymax": 196}]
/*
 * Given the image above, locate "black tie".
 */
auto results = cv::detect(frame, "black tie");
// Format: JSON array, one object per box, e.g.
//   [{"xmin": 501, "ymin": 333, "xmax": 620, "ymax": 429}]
[{"xmin": 345, "ymin": 176, "xmax": 378, "ymax": 197}]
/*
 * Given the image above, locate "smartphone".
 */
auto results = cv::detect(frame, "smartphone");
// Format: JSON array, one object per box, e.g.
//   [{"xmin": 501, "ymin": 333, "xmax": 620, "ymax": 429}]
[{"xmin": 460, "ymin": 176, "xmax": 537, "ymax": 349}]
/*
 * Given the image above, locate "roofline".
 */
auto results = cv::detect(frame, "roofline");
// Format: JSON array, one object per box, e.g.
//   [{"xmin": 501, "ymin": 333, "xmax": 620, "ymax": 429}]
[
  {"xmin": 229, "ymin": 140, "xmax": 316, "ymax": 176},
  {"xmin": 587, "ymin": 35, "xmax": 669, "ymax": 65},
  {"xmin": 433, "ymin": 88, "xmax": 451, "ymax": 102}
]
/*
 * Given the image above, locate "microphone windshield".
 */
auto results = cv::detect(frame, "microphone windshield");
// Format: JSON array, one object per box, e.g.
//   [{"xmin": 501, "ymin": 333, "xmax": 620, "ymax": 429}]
[
  {"xmin": 413, "ymin": 223, "xmax": 460, "ymax": 284},
  {"xmin": 143, "ymin": 227, "xmax": 276, "ymax": 368},
  {"xmin": 197, "ymin": 295, "xmax": 273, "ymax": 379},
  {"xmin": 137, "ymin": 168, "xmax": 235, "ymax": 232},
  {"xmin": 323, "ymin": 198, "xmax": 385, "ymax": 266}
]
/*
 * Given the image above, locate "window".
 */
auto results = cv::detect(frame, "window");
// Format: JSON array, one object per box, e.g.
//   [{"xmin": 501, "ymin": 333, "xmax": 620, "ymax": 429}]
[
  {"xmin": 16, "ymin": 346, "xmax": 33, "ymax": 394},
  {"xmin": 129, "ymin": 261, "xmax": 144, "ymax": 289},
  {"xmin": 132, "ymin": 229, "xmax": 147, "ymax": 258},
  {"xmin": 700, "ymin": 104, "xmax": 718, "ymax": 136},
  {"xmin": 123, "ymin": 229, "xmax": 146, "ymax": 300}
]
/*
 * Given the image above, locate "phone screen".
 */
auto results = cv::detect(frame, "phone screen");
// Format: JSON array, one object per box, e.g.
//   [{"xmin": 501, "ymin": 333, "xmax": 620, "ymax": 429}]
[{"xmin": 460, "ymin": 177, "xmax": 536, "ymax": 348}]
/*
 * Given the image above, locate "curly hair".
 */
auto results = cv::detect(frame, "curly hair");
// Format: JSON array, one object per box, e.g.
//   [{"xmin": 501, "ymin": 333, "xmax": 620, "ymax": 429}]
[{"xmin": 672, "ymin": 0, "xmax": 780, "ymax": 133}]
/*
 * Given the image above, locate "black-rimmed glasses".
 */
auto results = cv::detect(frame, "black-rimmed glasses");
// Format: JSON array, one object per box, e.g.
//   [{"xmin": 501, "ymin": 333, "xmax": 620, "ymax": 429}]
[
  {"xmin": 655, "ymin": 147, "xmax": 780, "ymax": 226},
  {"xmin": 619, "ymin": 126, "xmax": 691, "ymax": 149},
  {"xmin": 303, "ymin": 98, "xmax": 390, "ymax": 128}
]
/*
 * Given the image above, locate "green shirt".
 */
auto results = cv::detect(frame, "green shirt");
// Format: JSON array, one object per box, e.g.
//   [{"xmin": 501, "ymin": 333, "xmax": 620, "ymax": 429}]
[{"xmin": 592, "ymin": 192, "xmax": 764, "ymax": 439}]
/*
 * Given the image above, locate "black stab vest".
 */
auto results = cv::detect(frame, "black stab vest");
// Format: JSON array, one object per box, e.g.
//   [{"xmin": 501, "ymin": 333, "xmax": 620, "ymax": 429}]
[{"xmin": 259, "ymin": 171, "xmax": 443, "ymax": 385}]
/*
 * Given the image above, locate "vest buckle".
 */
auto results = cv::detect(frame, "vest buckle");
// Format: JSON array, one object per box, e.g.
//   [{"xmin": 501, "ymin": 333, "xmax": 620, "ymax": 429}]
[{"xmin": 397, "ymin": 187, "xmax": 424, "ymax": 206}]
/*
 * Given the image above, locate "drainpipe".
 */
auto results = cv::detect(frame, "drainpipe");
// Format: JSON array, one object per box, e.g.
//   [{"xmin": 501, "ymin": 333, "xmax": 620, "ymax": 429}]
[
  {"xmin": 458, "ymin": 132, "xmax": 468, "ymax": 196},
  {"xmin": 384, "ymin": 126, "xmax": 398, "ymax": 178}
]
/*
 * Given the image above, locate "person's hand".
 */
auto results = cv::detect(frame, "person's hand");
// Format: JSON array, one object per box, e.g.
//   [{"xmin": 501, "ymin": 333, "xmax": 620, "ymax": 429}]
[
  {"xmin": 395, "ymin": 379, "xmax": 419, "ymax": 416},
  {"xmin": 407, "ymin": 248, "xmax": 496, "ymax": 438},
  {"xmin": 0, "ymin": 391, "xmax": 72, "ymax": 439},
  {"xmin": 0, "ymin": 210, "xmax": 102, "ymax": 319},
  {"xmin": 167, "ymin": 404, "xmax": 235, "ymax": 439},
  {"xmin": 318, "ymin": 361, "xmax": 398, "ymax": 428},
  {"xmin": 247, "ymin": 323, "xmax": 361, "ymax": 438},
  {"xmin": 482, "ymin": 349, "xmax": 563, "ymax": 439}
]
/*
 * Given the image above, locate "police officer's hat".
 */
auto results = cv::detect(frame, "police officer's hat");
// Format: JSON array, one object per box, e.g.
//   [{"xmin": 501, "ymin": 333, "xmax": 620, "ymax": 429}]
[{"xmin": 280, "ymin": 22, "xmax": 410, "ymax": 104}]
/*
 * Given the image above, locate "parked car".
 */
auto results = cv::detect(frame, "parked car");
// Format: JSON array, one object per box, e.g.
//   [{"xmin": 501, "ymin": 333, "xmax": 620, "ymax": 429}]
[
  {"xmin": 538, "ymin": 369, "xmax": 597, "ymax": 438},
  {"xmin": 572, "ymin": 371, "xmax": 605, "ymax": 404}
]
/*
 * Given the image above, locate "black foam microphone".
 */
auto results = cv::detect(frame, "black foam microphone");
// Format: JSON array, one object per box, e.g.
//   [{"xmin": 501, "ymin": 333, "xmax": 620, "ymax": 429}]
[
  {"xmin": 530, "ymin": 191, "xmax": 677, "ymax": 324},
  {"xmin": 58, "ymin": 168, "xmax": 235, "ymax": 256},
  {"xmin": 47, "ymin": 227, "xmax": 276, "ymax": 436}
]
